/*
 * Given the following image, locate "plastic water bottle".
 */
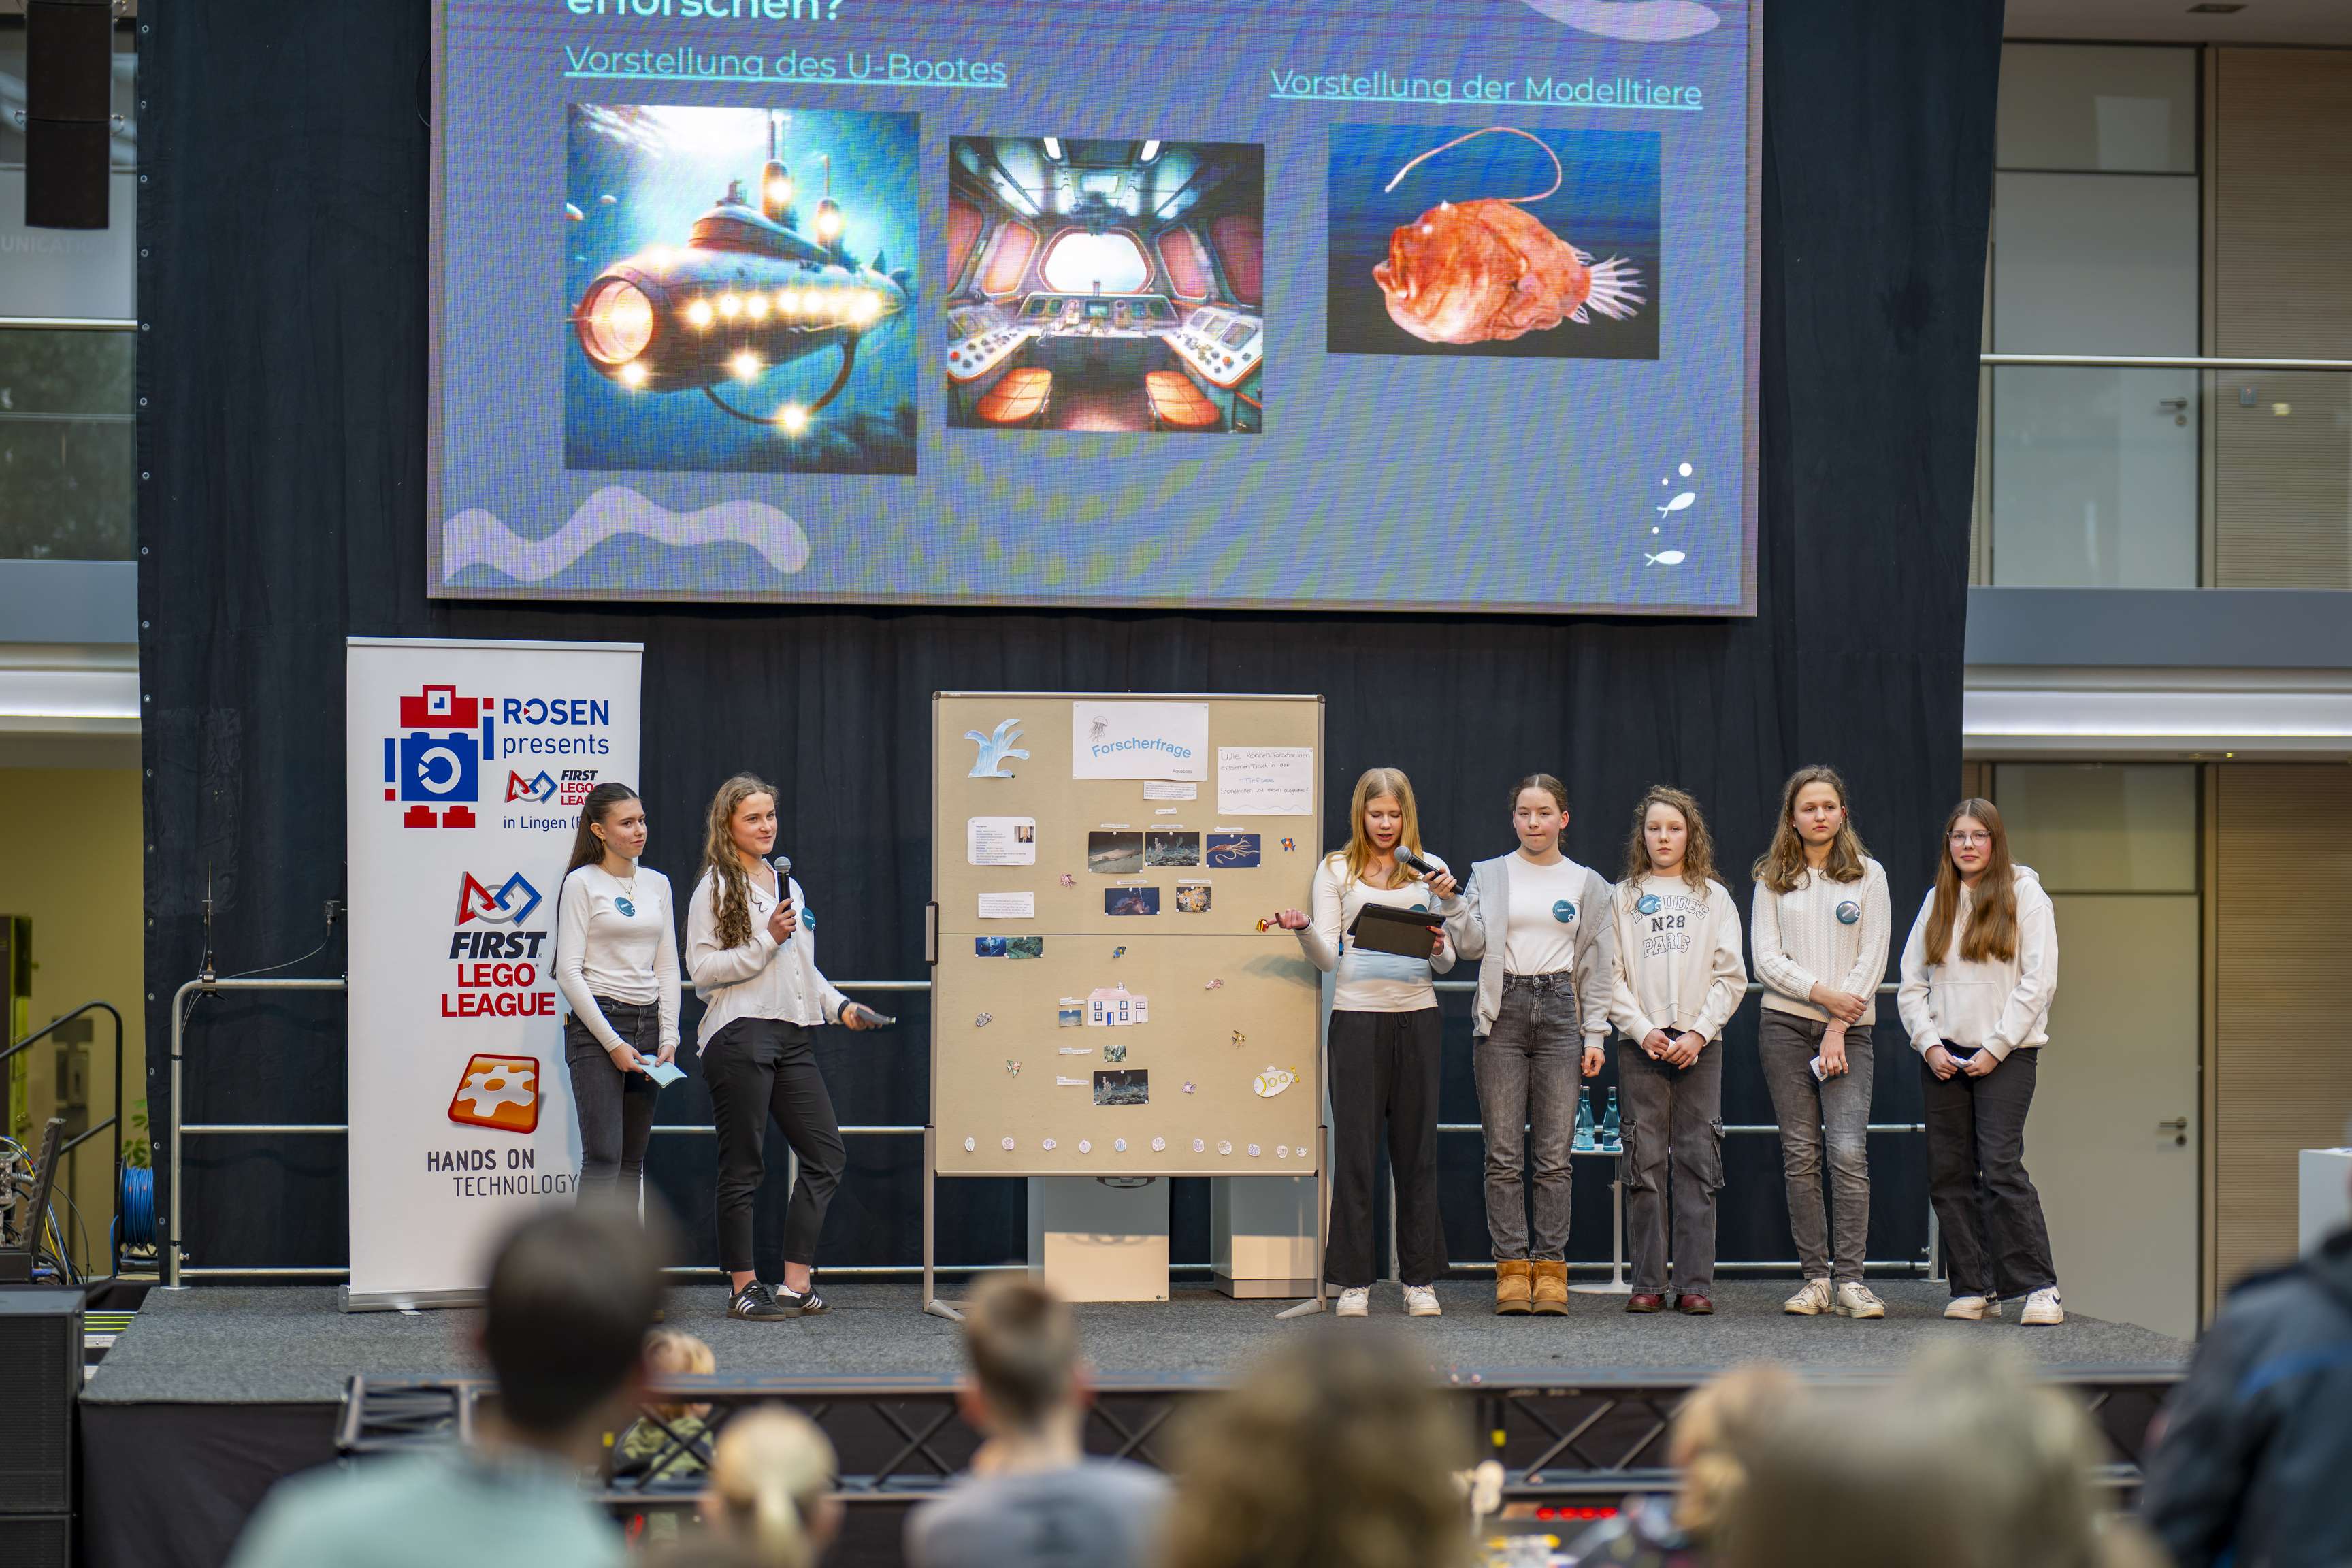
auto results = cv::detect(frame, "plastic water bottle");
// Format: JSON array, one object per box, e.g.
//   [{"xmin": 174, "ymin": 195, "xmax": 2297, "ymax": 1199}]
[
  {"xmin": 1574, "ymin": 1086, "xmax": 1596, "ymax": 1152},
  {"xmin": 1600, "ymin": 1087, "xmax": 1622, "ymax": 1152}
]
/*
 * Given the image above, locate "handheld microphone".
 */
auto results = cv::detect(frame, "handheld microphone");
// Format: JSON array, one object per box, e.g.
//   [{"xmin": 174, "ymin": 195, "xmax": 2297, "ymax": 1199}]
[
  {"xmin": 769, "ymin": 854, "xmax": 794, "ymax": 942},
  {"xmin": 1396, "ymin": 846, "xmax": 1449, "ymax": 889}
]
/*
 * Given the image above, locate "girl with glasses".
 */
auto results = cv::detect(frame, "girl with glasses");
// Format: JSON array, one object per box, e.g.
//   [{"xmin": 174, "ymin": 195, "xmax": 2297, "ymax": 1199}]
[{"xmin": 1897, "ymin": 798, "xmax": 2063, "ymax": 1325}]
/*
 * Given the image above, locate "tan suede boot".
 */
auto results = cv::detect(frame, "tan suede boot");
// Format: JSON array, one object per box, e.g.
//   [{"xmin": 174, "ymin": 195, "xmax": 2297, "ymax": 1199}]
[
  {"xmin": 1531, "ymin": 1260, "xmax": 1570, "ymax": 1316},
  {"xmin": 1494, "ymin": 1259, "xmax": 1533, "ymax": 1315}
]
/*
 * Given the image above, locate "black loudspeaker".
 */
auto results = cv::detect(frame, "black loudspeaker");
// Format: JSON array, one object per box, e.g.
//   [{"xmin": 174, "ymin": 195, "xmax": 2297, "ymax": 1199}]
[
  {"xmin": 0, "ymin": 1289, "xmax": 80, "ymax": 1567},
  {"xmin": 24, "ymin": 0, "xmax": 116, "ymax": 231}
]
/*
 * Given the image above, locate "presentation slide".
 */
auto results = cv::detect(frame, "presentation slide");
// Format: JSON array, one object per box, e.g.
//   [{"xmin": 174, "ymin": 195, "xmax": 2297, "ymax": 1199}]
[{"xmin": 429, "ymin": 0, "xmax": 1758, "ymax": 612}]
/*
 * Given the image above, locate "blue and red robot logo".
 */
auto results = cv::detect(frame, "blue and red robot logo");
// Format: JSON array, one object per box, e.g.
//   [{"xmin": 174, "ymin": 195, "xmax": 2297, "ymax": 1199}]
[{"xmin": 382, "ymin": 683, "xmax": 497, "ymax": 829}]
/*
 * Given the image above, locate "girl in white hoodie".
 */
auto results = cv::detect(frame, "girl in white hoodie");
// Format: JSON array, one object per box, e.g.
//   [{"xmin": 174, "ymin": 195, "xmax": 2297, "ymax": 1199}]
[
  {"xmin": 1897, "ymin": 797, "xmax": 2062, "ymax": 1326},
  {"xmin": 1606, "ymin": 786, "xmax": 1746, "ymax": 1316}
]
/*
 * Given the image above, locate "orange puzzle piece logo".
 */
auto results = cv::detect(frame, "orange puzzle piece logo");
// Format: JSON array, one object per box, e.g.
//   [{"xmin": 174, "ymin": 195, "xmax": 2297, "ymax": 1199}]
[{"xmin": 447, "ymin": 1054, "xmax": 540, "ymax": 1134}]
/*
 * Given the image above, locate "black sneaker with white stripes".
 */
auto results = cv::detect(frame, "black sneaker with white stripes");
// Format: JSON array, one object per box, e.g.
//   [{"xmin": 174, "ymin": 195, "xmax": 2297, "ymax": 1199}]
[
  {"xmin": 777, "ymin": 1286, "xmax": 827, "ymax": 1318},
  {"xmin": 727, "ymin": 1281, "xmax": 794, "ymax": 1321}
]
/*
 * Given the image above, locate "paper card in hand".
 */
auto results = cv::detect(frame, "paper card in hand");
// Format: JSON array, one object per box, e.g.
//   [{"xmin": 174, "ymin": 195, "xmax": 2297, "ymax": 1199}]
[{"xmin": 1345, "ymin": 902, "xmax": 1443, "ymax": 959}]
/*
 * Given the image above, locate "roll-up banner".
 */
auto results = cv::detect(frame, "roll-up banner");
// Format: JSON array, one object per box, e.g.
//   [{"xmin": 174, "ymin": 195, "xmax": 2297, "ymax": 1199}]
[{"xmin": 344, "ymin": 637, "xmax": 643, "ymax": 1309}]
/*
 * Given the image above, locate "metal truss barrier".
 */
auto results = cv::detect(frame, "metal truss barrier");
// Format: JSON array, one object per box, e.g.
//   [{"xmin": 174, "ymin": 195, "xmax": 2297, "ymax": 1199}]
[
  {"xmin": 169, "ymin": 977, "xmax": 1929, "ymax": 1284},
  {"xmin": 338, "ymin": 1365, "xmax": 2178, "ymax": 1512}
]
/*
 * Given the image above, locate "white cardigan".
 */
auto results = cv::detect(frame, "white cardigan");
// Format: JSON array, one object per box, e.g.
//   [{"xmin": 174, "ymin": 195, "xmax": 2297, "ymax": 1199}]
[{"xmin": 1896, "ymin": 866, "xmax": 2058, "ymax": 1061}]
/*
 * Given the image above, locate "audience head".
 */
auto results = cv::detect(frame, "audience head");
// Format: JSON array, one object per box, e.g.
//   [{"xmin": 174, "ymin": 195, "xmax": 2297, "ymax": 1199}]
[
  {"xmin": 1722, "ymin": 1342, "xmax": 2110, "ymax": 1568},
  {"xmin": 1667, "ymin": 1362, "xmax": 1795, "ymax": 1540},
  {"xmin": 706, "ymin": 1405, "xmax": 840, "ymax": 1568},
  {"xmin": 644, "ymin": 1328, "xmax": 717, "ymax": 1422},
  {"xmin": 478, "ymin": 1198, "xmax": 667, "ymax": 1442},
  {"xmin": 1160, "ymin": 1326, "xmax": 1473, "ymax": 1568},
  {"xmin": 959, "ymin": 1273, "xmax": 1086, "ymax": 1435}
]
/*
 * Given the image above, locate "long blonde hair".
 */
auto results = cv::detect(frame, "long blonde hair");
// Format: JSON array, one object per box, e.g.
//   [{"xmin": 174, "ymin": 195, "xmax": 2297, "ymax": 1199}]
[
  {"xmin": 1620, "ymin": 785, "xmax": 1718, "ymax": 894},
  {"xmin": 700, "ymin": 774, "xmax": 777, "ymax": 951},
  {"xmin": 1924, "ymin": 798, "xmax": 2019, "ymax": 965},
  {"xmin": 1338, "ymin": 767, "xmax": 1427, "ymax": 889},
  {"xmin": 1669, "ymin": 1362, "xmax": 1795, "ymax": 1538},
  {"xmin": 708, "ymin": 1405, "xmax": 836, "ymax": 1568},
  {"xmin": 1752, "ymin": 764, "xmax": 1870, "ymax": 894},
  {"xmin": 1160, "ymin": 1328, "xmax": 1473, "ymax": 1568}
]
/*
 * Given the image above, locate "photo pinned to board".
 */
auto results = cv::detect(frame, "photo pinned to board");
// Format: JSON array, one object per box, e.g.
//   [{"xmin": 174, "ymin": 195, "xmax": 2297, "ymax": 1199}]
[
  {"xmin": 1102, "ymin": 1039, "xmax": 1128, "ymax": 1064},
  {"xmin": 975, "ymin": 937, "xmax": 1007, "ymax": 958},
  {"xmin": 1175, "ymin": 881, "xmax": 1212, "ymax": 913},
  {"xmin": 1205, "ymin": 832, "xmax": 1261, "ymax": 868},
  {"xmin": 1145, "ymin": 830, "xmax": 1200, "ymax": 868},
  {"xmin": 1087, "ymin": 831, "xmax": 1144, "ymax": 875},
  {"xmin": 1094, "ymin": 1069, "xmax": 1148, "ymax": 1107},
  {"xmin": 1007, "ymin": 936, "xmax": 1044, "ymax": 959},
  {"xmin": 1057, "ymin": 1003, "xmax": 1085, "ymax": 1028},
  {"xmin": 1105, "ymin": 886, "xmax": 1160, "ymax": 917}
]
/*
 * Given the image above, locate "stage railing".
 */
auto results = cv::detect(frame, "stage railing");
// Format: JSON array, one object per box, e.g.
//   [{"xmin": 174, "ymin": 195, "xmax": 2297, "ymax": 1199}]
[
  {"xmin": 167, "ymin": 975, "xmax": 1929, "ymax": 1284},
  {"xmin": 1, "ymin": 998, "xmax": 126, "ymax": 1278}
]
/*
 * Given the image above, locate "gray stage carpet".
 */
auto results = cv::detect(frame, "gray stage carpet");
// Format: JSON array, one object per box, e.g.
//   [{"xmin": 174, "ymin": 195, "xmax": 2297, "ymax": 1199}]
[{"xmin": 86, "ymin": 1279, "xmax": 2191, "ymax": 1406}]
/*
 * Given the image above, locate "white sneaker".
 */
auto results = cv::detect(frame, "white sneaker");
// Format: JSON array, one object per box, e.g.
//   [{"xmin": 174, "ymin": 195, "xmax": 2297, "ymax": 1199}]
[
  {"xmin": 1944, "ymin": 1294, "xmax": 2002, "ymax": 1321},
  {"xmin": 1403, "ymin": 1284, "xmax": 1442, "ymax": 1318},
  {"xmin": 1334, "ymin": 1286, "xmax": 1370, "ymax": 1318},
  {"xmin": 1783, "ymin": 1277, "xmax": 1833, "ymax": 1316},
  {"xmin": 1835, "ymin": 1282, "xmax": 1885, "ymax": 1319},
  {"xmin": 2020, "ymin": 1287, "xmax": 2064, "ymax": 1326}
]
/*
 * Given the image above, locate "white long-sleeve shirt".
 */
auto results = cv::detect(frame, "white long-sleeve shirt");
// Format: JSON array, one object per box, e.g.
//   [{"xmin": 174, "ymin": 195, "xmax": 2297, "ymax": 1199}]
[
  {"xmin": 1294, "ymin": 851, "xmax": 1458, "ymax": 1013},
  {"xmin": 553, "ymin": 864, "xmax": 681, "ymax": 1054},
  {"xmin": 1750, "ymin": 858, "xmax": 1891, "ymax": 1022},
  {"xmin": 1607, "ymin": 875, "xmax": 1747, "ymax": 1043},
  {"xmin": 1896, "ymin": 866, "xmax": 2057, "ymax": 1060},
  {"xmin": 683, "ymin": 864, "xmax": 851, "ymax": 1045}
]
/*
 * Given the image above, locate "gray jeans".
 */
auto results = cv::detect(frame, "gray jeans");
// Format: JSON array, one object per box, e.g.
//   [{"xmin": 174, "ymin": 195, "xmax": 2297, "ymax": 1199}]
[
  {"xmin": 1616, "ymin": 1038, "xmax": 1725, "ymax": 1295},
  {"xmin": 1474, "ymin": 971, "xmax": 1581, "ymax": 1260},
  {"xmin": 1757, "ymin": 1010, "xmax": 1874, "ymax": 1284}
]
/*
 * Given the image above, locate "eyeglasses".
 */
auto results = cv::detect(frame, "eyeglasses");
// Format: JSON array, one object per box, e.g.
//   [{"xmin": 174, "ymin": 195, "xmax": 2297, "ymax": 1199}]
[{"xmin": 1948, "ymin": 831, "xmax": 1993, "ymax": 847}]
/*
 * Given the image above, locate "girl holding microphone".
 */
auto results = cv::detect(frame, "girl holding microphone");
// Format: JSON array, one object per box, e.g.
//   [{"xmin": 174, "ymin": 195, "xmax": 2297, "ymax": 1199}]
[
  {"xmin": 1897, "ymin": 798, "xmax": 2063, "ymax": 1326},
  {"xmin": 1750, "ymin": 765, "xmax": 1891, "ymax": 1320},
  {"xmin": 1274, "ymin": 767, "xmax": 1458, "ymax": 1320},
  {"xmin": 555, "ymin": 782, "xmax": 680, "ymax": 1207},
  {"xmin": 1450, "ymin": 774, "xmax": 1617, "ymax": 1318},
  {"xmin": 686, "ymin": 773, "xmax": 884, "ymax": 1322},
  {"xmin": 1606, "ymin": 786, "xmax": 1745, "ymax": 1316}
]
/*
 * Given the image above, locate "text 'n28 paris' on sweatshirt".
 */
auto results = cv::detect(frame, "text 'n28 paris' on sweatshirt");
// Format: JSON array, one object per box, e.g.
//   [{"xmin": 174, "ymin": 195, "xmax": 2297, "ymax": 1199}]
[
  {"xmin": 1896, "ymin": 866, "xmax": 2057, "ymax": 1061},
  {"xmin": 1749, "ymin": 858, "xmax": 1891, "ymax": 1022},
  {"xmin": 1606, "ymin": 874, "xmax": 1747, "ymax": 1043}
]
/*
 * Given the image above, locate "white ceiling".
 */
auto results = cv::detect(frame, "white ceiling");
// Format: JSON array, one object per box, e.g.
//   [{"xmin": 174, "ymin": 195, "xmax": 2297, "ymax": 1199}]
[{"xmin": 2006, "ymin": 0, "xmax": 2352, "ymax": 45}]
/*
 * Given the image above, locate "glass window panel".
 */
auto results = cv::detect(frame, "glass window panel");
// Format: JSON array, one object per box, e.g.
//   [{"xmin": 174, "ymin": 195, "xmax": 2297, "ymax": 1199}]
[
  {"xmin": 1992, "ymin": 764, "xmax": 2198, "ymax": 893},
  {"xmin": 1998, "ymin": 44, "xmax": 2196, "ymax": 173},
  {"xmin": 0, "ymin": 328, "xmax": 135, "ymax": 561},
  {"xmin": 1040, "ymin": 231, "xmax": 1149, "ymax": 295}
]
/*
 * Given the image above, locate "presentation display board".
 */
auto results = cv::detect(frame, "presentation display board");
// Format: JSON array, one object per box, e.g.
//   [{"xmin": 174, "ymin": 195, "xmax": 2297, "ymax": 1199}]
[
  {"xmin": 932, "ymin": 694, "xmax": 1323, "ymax": 1178},
  {"xmin": 344, "ymin": 637, "xmax": 642, "ymax": 1309},
  {"xmin": 427, "ymin": 0, "xmax": 1761, "ymax": 613}
]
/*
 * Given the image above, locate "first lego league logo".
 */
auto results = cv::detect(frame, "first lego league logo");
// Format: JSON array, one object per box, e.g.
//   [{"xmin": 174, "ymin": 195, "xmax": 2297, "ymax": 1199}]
[{"xmin": 379, "ymin": 682, "xmax": 614, "ymax": 830}]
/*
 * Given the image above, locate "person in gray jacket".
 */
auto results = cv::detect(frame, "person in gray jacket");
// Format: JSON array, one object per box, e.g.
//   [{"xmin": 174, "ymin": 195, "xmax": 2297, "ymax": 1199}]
[{"xmin": 1447, "ymin": 774, "xmax": 1617, "ymax": 1316}]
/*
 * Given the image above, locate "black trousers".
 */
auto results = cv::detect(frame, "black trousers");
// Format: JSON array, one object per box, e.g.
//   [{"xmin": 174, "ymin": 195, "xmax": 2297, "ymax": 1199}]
[
  {"xmin": 1923, "ymin": 1045, "xmax": 2057, "ymax": 1300},
  {"xmin": 564, "ymin": 998, "xmax": 662, "ymax": 1203},
  {"xmin": 702, "ymin": 1017, "xmax": 845, "ymax": 1275},
  {"xmin": 1325, "ymin": 1007, "xmax": 1446, "ymax": 1288}
]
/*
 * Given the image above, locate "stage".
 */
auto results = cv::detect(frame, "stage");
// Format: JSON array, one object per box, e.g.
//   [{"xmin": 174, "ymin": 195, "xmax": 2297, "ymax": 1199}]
[{"xmin": 81, "ymin": 1280, "xmax": 2190, "ymax": 1568}]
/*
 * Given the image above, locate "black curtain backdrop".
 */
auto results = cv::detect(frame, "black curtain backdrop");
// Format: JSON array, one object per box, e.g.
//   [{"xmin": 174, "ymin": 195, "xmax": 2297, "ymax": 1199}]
[{"xmin": 137, "ymin": 2, "xmax": 1999, "ymax": 1290}]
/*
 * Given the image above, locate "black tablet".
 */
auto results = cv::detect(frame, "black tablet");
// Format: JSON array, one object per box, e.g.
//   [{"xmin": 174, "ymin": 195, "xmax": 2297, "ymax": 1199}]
[{"xmin": 1345, "ymin": 902, "xmax": 1444, "ymax": 959}]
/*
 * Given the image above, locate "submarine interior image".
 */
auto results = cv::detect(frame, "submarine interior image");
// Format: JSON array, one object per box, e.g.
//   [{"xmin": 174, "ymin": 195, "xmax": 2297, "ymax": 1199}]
[{"xmin": 945, "ymin": 137, "xmax": 1264, "ymax": 434}]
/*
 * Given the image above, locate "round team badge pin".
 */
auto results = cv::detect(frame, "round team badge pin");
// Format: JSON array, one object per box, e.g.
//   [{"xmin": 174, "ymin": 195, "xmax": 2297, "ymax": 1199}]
[
  {"xmin": 1835, "ymin": 900, "xmax": 1861, "ymax": 925},
  {"xmin": 1552, "ymin": 900, "xmax": 1577, "ymax": 923},
  {"xmin": 1635, "ymin": 894, "xmax": 1661, "ymax": 915},
  {"xmin": 615, "ymin": 896, "xmax": 636, "ymax": 918}
]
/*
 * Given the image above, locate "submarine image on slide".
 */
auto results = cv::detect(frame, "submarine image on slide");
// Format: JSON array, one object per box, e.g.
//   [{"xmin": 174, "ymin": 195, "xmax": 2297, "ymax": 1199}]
[{"xmin": 571, "ymin": 114, "xmax": 913, "ymax": 436}]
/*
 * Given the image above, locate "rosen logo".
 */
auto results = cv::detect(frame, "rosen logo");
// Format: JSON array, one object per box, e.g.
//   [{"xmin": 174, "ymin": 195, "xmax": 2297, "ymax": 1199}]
[
  {"xmin": 506, "ymin": 770, "xmax": 558, "ymax": 803},
  {"xmin": 380, "ymin": 683, "xmax": 497, "ymax": 829},
  {"xmin": 447, "ymin": 1054, "xmax": 539, "ymax": 1134},
  {"xmin": 455, "ymin": 872, "xmax": 543, "ymax": 928}
]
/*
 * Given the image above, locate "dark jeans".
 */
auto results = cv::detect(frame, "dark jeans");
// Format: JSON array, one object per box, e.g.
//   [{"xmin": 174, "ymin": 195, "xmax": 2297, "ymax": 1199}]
[
  {"xmin": 1326, "ymin": 1007, "xmax": 1445, "ymax": 1288},
  {"xmin": 702, "ymin": 1017, "xmax": 845, "ymax": 1275},
  {"xmin": 564, "ymin": 998, "xmax": 662, "ymax": 1203},
  {"xmin": 1616, "ymin": 1038, "xmax": 1725, "ymax": 1294},
  {"xmin": 1474, "ymin": 973, "xmax": 1581, "ymax": 1261},
  {"xmin": 1757, "ymin": 1011, "xmax": 1875, "ymax": 1284},
  {"xmin": 1923, "ymin": 1045, "xmax": 2057, "ymax": 1299}
]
